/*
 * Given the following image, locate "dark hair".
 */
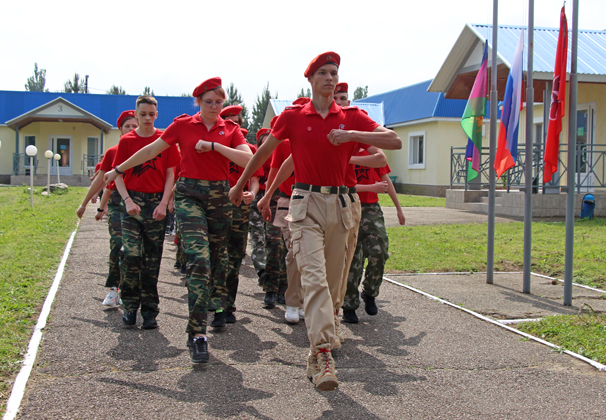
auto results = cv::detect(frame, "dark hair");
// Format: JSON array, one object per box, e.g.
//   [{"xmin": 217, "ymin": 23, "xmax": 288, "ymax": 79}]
[{"xmin": 136, "ymin": 95, "xmax": 158, "ymax": 108}]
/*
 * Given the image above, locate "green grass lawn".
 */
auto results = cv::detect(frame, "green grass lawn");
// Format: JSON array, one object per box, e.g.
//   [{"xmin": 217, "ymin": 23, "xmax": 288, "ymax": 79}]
[
  {"xmin": 386, "ymin": 218, "xmax": 606, "ymax": 289},
  {"xmin": 0, "ymin": 186, "xmax": 83, "ymax": 413},
  {"xmin": 518, "ymin": 311, "xmax": 606, "ymax": 364},
  {"xmin": 378, "ymin": 193, "xmax": 445, "ymax": 208}
]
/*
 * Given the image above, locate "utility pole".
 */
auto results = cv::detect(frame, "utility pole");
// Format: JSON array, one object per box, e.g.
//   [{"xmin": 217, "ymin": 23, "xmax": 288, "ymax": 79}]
[{"xmin": 85, "ymin": 75, "xmax": 89, "ymax": 94}]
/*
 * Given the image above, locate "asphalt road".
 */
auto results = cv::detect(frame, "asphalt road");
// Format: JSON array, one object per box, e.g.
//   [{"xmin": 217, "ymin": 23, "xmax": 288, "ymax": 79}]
[{"xmin": 12, "ymin": 207, "xmax": 606, "ymax": 419}]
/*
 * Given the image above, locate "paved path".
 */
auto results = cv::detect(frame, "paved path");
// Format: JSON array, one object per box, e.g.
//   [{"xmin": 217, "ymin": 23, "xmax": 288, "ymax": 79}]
[{"xmin": 14, "ymin": 208, "xmax": 606, "ymax": 419}]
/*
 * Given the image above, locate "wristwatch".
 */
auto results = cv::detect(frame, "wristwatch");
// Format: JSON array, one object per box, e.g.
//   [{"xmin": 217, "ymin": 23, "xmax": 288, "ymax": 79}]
[{"xmin": 97, "ymin": 208, "xmax": 104, "ymax": 212}]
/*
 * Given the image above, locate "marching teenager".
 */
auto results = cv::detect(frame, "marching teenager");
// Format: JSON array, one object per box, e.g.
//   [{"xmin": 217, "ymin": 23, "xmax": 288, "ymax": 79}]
[
  {"xmin": 76, "ymin": 110, "xmax": 139, "ymax": 307},
  {"xmin": 110, "ymin": 97, "xmax": 179, "ymax": 330},
  {"xmin": 229, "ymin": 52, "xmax": 401, "ymax": 391},
  {"xmin": 342, "ymin": 149, "xmax": 405, "ymax": 323},
  {"xmin": 105, "ymin": 78, "xmax": 252, "ymax": 363}
]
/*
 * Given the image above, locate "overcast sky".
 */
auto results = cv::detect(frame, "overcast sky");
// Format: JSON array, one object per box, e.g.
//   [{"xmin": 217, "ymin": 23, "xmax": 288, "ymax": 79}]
[{"xmin": 2, "ymin": 0, "xmax": 604, "ymax": 113}]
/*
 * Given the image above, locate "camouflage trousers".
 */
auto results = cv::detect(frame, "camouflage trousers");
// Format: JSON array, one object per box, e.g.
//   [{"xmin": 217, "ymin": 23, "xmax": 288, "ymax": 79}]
[
  {"xmin": 106, "ymin": 189, "xmax": 124, "ymax": 288},
  {"xmin": 175, "ymin": 229, "xmax": 187, "ymax": 267},
  {"xmin": 120, "ymin": 191, "xmax": 167, "ymax": 318},
  {"xmin": 250, "ymin": 191, "xmax": 287, "ymax": 293},
  {"xmin": 210, "ymin": 201, "xmax": 251, "ymax": 313},
  {"xmin": 249, "ymin": 191, "xmax": 267, "ymax": 275},
  {"xmin": 343, "ymin": 202, "xmax": 390, "ymax": 311},
  {"xmin": 175, "ymin": 178, "xmax": 231, "ymax": 335}
]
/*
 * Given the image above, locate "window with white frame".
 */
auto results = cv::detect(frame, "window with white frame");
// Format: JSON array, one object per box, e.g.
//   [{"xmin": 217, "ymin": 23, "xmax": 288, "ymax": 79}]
[{"xmin": 408, "ymin": 131, "xmax": 425, "ymax": 169}]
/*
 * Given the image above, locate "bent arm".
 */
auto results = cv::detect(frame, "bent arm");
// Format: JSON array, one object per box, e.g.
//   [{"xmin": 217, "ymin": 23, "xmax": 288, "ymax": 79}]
[
  {"xmin": 215, "ymin": 143, "xmax": 253, "ymax": 168},
  {"xmin": 349, "ymin": 146, "xmax": 387, "ymax": 168},
  {"xmin": 234, "ymin": 135, "xmax": 280, "ymax": 192}
]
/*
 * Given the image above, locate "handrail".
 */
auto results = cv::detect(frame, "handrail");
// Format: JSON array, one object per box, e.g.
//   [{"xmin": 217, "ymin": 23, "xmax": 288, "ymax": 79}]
[
  {"xmin": 450, "ymin": 143, "xmax": 606, "ymax": 192},
  {"xmin": 13, "ymin": 153, "xmax": 38, "ymax": 176}
]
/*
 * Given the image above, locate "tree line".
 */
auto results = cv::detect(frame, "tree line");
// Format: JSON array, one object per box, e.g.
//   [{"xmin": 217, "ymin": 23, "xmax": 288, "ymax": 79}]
[{"xmin": 24, "ymin": 63, "xmax": 369, "ymax": 143}]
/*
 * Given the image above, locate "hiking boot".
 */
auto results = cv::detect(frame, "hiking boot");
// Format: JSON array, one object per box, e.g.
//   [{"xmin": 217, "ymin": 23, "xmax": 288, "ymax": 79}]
[
  {"xmin": 263, "ymin": 292, "xmax": 276, "ymax": 308},
  {"xmin": 285, "ymin": 306, "xmax": 300, "ymax": 324},
  {"xmin": 333, "ymin": 311, "xmax": 344, "ymax": 350},
  {"xmin": 342, "ymin": 309, "xmax": 359, "ymax": 324},
  {"xmin": 103, "ymin": 288, "xmax": 119, "ymax": 307},
  {"xmin": 309, "ymin": 344, "xmax": 338, "ymax": 391},
  {"xmin": 174, "ymin": 261, "xmax": 182, "ymax": 269},
  {"xmin": 361, "ymin": 291, "xmax": 378, "ymax": 315},
  {"xmin": 225, "ymin": 311, "xmax": 236, "ymax": 323},
  {"xmin": 180, "ymin": 263, "xmax": 187, "ymax": 275},
  {"xmin": 211, "ymin": 311, "xmax": 226, "ymax": 328},
  {"xmin": 190, "ymin": 336, "xmax": 209, "ymax": 363},
  {"xmin": 122, "ymin": 310, "xmax": 137, "ymax": 326},
  {"xmin": 277, "ymin": 293, "xmax": 286, "ymax": 305},
  {"xmin": 142, "ymin": 316, "xmax": 158, "ymax": 330}
]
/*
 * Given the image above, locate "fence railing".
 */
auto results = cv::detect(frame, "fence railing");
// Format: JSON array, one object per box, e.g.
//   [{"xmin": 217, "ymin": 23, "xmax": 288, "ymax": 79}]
[
  {"xmin": 13, "ymin": 153, "xmax": 38, "ymax": 176},
  {"xmin": 82, "ymin": 154, "xmax": 101, "ymax": 177},
  {"xmin": 450, "ymin": 143, "xmax": 606, "ymax": 193}
]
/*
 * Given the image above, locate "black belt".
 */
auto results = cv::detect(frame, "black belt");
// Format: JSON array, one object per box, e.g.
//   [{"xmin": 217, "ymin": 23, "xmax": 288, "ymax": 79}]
[
  {"xmin": 294, "ymin": 183, "xmax": 348, "ymax": 195},
  {"xmin": 279, "ymin": 191, "xmax": 291, "ymax": 198},
  {"xmin": 348, "ymin": 187, "xmax": 357, "ymax": 194}
]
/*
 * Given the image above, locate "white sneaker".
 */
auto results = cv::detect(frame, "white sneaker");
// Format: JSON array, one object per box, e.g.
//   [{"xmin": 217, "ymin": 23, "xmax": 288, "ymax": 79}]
[
  {"xmin": 102, "ymin": 288, "xmax": 119, "ymax": 307},
  {"xmin": 298, "ymin": 308, "xmax": 305, "ymax": 320},
  {"xmin": 285, "ymin": 306, "xmax": 300, "ymax": 324}
]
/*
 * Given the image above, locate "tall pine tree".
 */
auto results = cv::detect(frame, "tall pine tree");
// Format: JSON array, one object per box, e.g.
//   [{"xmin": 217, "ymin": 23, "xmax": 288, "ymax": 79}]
[
  {"xmin": 353, "ymin": 86, "xmax": 368, "ymax": 100},
  {"xmin": 297, "ymin": 87, "xmax": 311, "ymax": 98},
  {"xmin": 223, "ymin": 83, "xmax": 249, "ymax": 130},
  {"xmin": 25, "ymin": 63, "xmax": 48, "ymax": 92},
  {"xmin": 248, "ymin": 83, "xmax": 274, "ymax": 144}
]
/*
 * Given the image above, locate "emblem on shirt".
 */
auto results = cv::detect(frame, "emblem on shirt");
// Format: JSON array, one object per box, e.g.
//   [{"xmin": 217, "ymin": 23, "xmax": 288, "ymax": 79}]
[
  {"xmin": 339, "ymin": 124, "xmax": 345, "ymax": 130},
  {"xmin": 355, "ymin": 165, "xmax": 370, "ymax": 182},
  {"xmin": 307, "ymin": 127, "xmax": 312, "ymax": 131},
  {"xmin": 131, "ymin": 154, "xmax": 161, "ymax": 178},
  {"xmin": 219, "ymin": 131, "xmax": 225, "ymax": 135},
  {"xmin": 229, "ymin": 161, "xmax": 240, "ymax": 174}
]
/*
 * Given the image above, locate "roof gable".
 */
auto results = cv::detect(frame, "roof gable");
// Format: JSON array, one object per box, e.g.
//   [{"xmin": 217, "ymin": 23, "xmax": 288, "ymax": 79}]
[{"xmin": 354, "ymin": 80, "xmax": 468, "ymax": 126}]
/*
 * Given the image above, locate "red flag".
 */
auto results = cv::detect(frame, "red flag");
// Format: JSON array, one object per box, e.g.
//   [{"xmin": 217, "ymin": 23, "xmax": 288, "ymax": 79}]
[{"xmin": 544, "ymin": 6, "xmax": 568, "ymax": 183}]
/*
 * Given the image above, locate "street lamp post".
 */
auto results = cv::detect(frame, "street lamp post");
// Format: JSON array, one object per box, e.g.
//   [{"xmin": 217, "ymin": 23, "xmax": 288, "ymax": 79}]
[
  {"xmin": 45, "ymin": 150, "xmax": 53, "ymax": 196},
  {"xmin": 54, "ymin": 154, "xmax": 61, "ymax": 184},
  {"xmin": 25, "ymin": 145, "xmax": 38, "ymax": 208}
]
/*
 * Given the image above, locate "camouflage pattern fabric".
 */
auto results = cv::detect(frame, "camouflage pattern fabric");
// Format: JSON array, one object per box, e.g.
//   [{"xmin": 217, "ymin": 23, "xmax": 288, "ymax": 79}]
[
  {"xmin": 262, "ymin": 192, "xmax": 287, "ymax": 294},
  {"xmin": 175, "ymin": 178, "xmax": 231, "ymax": 335},
  {"xmin": 120, "ymin": 191, "xmax": 167, "ymax": 319},
  {"xmin": 219, "ymin": 201, "xmax": 251, "ymax": 313},
  {"xmin": 249, "ymin": 191, "xmax": 267, "ymax": 276},
  {"xmin": 175, "ymin": 229, "xmax": 187, "ymax": 268},
  {"xmin": 105, "ymin": 189, "xmax": 124, "ymax": 288},
  {"xmin": 343, "ymin": 203, "xmax": 390, "ymax": 311}
]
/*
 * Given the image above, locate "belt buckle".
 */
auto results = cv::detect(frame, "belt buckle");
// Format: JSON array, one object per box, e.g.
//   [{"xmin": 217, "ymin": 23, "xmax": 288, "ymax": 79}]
[{"xmin": 320, "ymin": 186, "xmax": 331, "ymax": 194}]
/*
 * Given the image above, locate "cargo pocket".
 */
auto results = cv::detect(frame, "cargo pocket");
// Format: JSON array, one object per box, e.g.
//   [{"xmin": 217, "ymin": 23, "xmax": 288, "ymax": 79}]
[
  {"xmin": 286, "ymin": 193, "xmax": 310, "ymax": 223},
  {"xmin": 290, "ymin": 229, "xmax": 307, "ymax": 268},
  {"xmin": 273, "ymin": 197, "xmax": 290, "ymax": 228},
  {"xmin": 339, "ymin": 195, "xmax": 355, "ymax": 231}
]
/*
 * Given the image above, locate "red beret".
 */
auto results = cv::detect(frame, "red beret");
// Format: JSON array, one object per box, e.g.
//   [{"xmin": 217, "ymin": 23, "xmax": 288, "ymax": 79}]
[
  {"xmin": 116, "ymin": 110, "xmax": 136, "ymax": 128},
  {"xmin": 292, "ymin": 97, "xmax": 310, "ymax": 105},
  {"xmin": 240, "ymin": 127, "xmax": 249, "ymax": 137},
  {"xmin": 335, "ymin": 83, "xmax": 348, "ymax": 94},
  {"xmin": 256, "ymin": 128, "xmax": 271, "ymax": 141},
  {"xmin": 304, "ymin": 51, "xmax": 340, "ymax": 78},
  {"xmin": 270, "ymin": 116, "xmax": 279, "ymax": 129},
  {"xmin": 193, "ymin": 77, "xmax": 221, "ymax": 97},
  {"xmin": 221, "ymin": 105, "xmax": 243, "ymax": 117}
]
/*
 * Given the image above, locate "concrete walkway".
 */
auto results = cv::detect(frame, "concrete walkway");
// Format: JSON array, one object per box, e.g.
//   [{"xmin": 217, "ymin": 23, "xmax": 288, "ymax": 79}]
[{"xmin": 13, "ymin": 208, "xmax": 606, "ymax": 419}]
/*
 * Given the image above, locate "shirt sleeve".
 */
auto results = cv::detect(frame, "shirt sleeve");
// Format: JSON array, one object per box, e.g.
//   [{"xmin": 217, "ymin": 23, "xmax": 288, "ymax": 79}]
[
  {"xmin": 161, "ymin": 121, "xmax": 181, "ymax": 147},
  {"xmin": 270, "ymin": 112, "xmax": 290, "ymax": 141},
  {"xmin": 99, "ymin": 148, "xmax": 116, "ymax": 172}
]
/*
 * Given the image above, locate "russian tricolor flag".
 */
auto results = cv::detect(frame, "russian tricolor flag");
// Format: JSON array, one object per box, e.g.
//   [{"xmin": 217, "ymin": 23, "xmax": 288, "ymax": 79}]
[{"xmin": 495, "ymin": 29, "xmax": 525, "ymax": 178}]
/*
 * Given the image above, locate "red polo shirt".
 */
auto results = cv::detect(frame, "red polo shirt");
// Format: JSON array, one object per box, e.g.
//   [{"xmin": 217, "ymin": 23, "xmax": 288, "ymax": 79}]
[
  {"xmin": 271, "ymin": 101, "xmax": 378, "ymax": 187},
  {"xmin": 228, "ymin": 144, "xmax": 264, "ymax": 188},
  {"xmin": 270, "ymin": 139, "xmax": 295, "ymax": 196},
  {"xmin": 113, "ymin": 129, "xmax": 180, "ymax": 193},
  {"xmin": 99, "ymin": 145, "xmax": 118, "ymax": 190},
  {"xmin": 161, "ymin": 113, "xmax": 247, "ymax": 181},
  {"xmin": 353, "ymin": 149, "xmax": 391, "ymax": 204}
]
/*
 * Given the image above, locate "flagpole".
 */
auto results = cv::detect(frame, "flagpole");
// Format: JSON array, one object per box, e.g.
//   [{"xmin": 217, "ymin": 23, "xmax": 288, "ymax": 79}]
[
  {"xmin": 487, "ymin": 0, "xmax": 498, "ymax": 284},
  {"xmin": 564, "ymin": 0, "xmax": 578, "ymax": 306},
  {"xmin": 523, "ymin": 1, "xmax": 534, "ymax": 294}
]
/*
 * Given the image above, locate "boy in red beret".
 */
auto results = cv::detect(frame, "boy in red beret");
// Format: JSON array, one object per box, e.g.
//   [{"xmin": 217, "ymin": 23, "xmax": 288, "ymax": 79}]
[{"xmin": 229, "ymin": 51, "xmax": 401, "ymax": 391}]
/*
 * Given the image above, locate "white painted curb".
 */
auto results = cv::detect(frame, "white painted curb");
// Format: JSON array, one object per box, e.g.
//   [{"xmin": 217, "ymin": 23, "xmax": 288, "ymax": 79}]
[
  {"xmin": 384, "ymin": 276, "xmax": 606, "ymax": 372},
  {"xmin": 3, "ymin": 226, "xmax": 79, "ymax": 420}
]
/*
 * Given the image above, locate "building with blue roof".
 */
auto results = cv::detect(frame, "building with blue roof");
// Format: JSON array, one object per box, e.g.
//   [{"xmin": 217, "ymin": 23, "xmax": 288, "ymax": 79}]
[{"xmin": 0, "ymin": 91, "xmax": 197, "ymax": 184}]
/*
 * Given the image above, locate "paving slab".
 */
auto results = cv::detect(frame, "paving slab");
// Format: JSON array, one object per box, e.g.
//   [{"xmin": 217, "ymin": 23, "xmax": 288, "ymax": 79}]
[{"xmin": 12, "ymin": 207, "xmax": 606, "ymax": 419}]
